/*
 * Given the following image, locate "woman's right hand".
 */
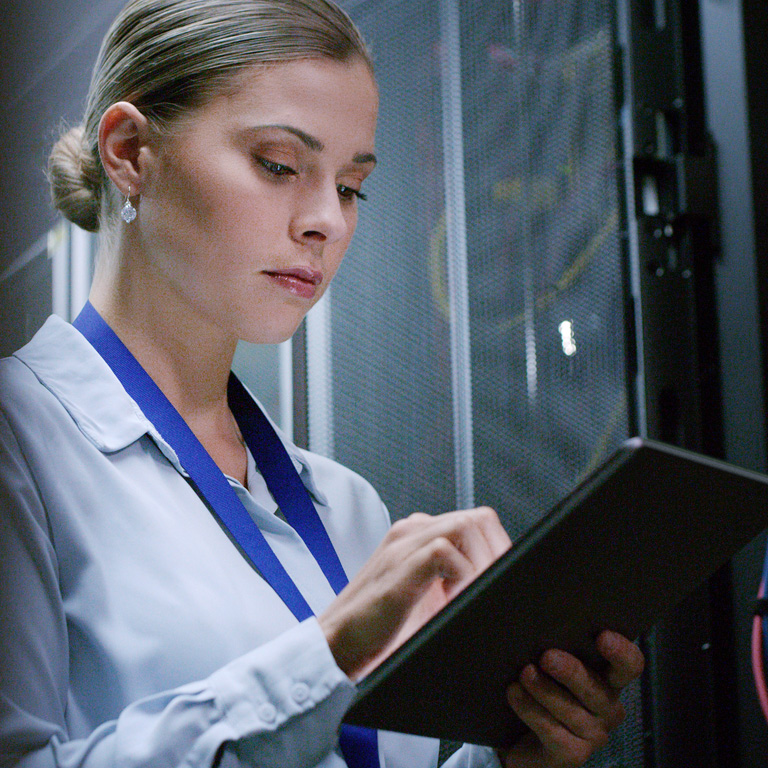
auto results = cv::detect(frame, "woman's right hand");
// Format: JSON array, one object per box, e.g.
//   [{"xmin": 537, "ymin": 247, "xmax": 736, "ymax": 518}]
[{"xmin": 318, "ymin": 507, "xmax": 512, "ymax": 680}]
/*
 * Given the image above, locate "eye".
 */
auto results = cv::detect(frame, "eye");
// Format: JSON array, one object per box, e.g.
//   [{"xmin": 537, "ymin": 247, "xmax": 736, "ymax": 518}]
[
  {"xmin": 337, "ymin": 184, "xmax": 368, "ymax": 202},
  {"xmin": 256, "ymin": 157, "xmax": 297, "ymax": 177}
]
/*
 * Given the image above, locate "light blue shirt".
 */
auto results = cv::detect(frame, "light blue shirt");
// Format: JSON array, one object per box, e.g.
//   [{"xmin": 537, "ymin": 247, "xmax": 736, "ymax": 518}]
[{"xmin": 0, "ymin": 317, "xmax": 498, "ymax": 768}]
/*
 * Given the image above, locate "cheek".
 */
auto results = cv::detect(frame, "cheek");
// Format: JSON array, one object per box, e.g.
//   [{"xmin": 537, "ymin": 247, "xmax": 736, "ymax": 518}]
[
  {"xmin": 337, "ymin": 209, "xmax": 359, "ymax": 263},
  {"xmin": 153, "ymin": 162, "xmax": 284, "ymax": 263},
  {"xmin": 318, "ymin": 247, "xmax": 351, "ymax": 297},
  {"xmin": 155, "ymin": 149, "xmax": 251, "ymax": 229}
]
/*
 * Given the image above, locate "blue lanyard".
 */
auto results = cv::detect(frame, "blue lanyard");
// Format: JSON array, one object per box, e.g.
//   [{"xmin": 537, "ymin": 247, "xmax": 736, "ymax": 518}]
[{"xmin": 73, "ymin": 301, "xmax": 378, "ymax": 767}]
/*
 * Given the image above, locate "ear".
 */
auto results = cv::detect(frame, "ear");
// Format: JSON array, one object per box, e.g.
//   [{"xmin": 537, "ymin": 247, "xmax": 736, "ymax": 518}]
[{"xmin": 98, "ymin": 101, "xmax": 153, "ymax": 197}]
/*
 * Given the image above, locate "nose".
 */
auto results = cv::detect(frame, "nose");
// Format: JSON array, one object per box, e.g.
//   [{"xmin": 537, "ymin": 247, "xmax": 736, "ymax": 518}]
[{"xmin": 289, "ymin": 182, "xmax": 350, "ymax": 247}]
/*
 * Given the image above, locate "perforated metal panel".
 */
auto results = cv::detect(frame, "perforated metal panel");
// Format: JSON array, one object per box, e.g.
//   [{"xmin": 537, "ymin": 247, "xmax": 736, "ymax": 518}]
[
  {"xmin": 464, "ymin": 3, "xmax": 629, "ymax": 536},
  {"xmin": 322, "ymin": 1, "xmax": 642, "ymax": 764},
  {"xmin": 327, "ymin": 0, "xmax": 458, "ymax": 517}
]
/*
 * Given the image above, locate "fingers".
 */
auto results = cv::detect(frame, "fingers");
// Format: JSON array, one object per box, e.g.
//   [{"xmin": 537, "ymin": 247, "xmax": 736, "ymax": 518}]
[
  {"xmin": 387, "ymin": 507, "xmax": 511, "ymax": 582},
  {"xmin": 509, "ymin": 658, "xmax": 619, "ymax": 744},
  {"xmin": 596, "ymin": 630, "xmax": 645, "ymax": 689},
  {"xmin": 379, "ymin": 508, "xmax": 510, "ymax": 608},
  {"xmin": 401, "ymin": 530, "xmax": 477, "ymax": 595},
  {"xmin": 507, "ymin": 674, "xmax": 605, "ymax": 768},
  {"xmin": 548, "ymin": 649, "xmax": 629, "ymax": 726},
  {"xmin": 320, "ymin": 506, "xmax": 509, "ymax": 679},
  {"xmin": 506, "ymin": 667, "xmax": 612, "ymax": 768},
  {"xmin": 464, "ymin": 505, "xmax": 513, "ymax": 559},
  {"xmin": 504, "ymin": 635, "xmax": 644, "ymax": 768}
]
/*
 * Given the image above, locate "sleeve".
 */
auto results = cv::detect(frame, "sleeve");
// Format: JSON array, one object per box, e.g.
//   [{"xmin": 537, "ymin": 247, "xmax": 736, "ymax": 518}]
[
  {"xmin": 0, "ymin": 411, "xmax": 356, "ymax": 768},
  {"xmin": 440, "ymin": 744, "xmax": 503, "ymax": 768}
]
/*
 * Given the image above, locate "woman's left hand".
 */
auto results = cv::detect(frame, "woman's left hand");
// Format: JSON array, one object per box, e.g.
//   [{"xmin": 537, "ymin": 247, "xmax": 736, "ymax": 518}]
[{"xmin": 503, "ymin": 630, "xmax": 644, "ymax": 768}]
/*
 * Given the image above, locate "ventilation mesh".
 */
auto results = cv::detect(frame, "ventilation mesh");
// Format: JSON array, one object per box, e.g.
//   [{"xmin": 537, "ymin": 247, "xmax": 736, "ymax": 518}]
[{"xmin": 332, "ymin": 1, "xmax": 642, "ymax": 764}]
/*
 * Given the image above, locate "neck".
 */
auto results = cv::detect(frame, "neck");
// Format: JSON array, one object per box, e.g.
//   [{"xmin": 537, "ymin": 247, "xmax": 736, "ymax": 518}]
[
  {"xmin": 89, "ymin": 249, "xmax": 248, "ymax": 484},
  {"xmin": 90, "ymin": 252, "xmax": 237, "ymax": 417}
]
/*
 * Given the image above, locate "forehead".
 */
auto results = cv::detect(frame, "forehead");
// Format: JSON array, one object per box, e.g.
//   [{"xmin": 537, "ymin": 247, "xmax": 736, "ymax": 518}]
[{"xmin": 199, "ymin": 57, "xmax": 379, "ymax": 145}]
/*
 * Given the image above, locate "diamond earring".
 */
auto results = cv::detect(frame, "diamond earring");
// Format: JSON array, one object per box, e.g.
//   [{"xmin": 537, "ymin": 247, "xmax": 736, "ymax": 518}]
[{"xmin": 121, "ymin": 186, "xmax": 137, "ymax": 224}]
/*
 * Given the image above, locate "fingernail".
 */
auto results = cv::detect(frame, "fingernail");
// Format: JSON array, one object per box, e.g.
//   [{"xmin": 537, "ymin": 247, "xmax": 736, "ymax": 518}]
[
  {"xmin": 542, "ymin": 649, "xmax": 564, "ymax": 674},
  {"xmin": 521, "ymin": 664, "xmax": 537, "ymax": 684},
  {"xmin": 600, "ymin": 631, "xmax": 618, "ymax": 654}
]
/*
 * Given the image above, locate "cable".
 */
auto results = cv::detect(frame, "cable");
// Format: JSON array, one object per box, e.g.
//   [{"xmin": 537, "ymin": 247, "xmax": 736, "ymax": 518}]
[{"xmin": 752, "ymin": 543, "xmax": 768, "ymax": 724}]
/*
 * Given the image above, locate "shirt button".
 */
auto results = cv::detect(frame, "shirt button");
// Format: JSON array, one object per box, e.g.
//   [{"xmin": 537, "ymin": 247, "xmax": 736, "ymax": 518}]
[
  {"xmin": 257, "ymin": 702, "xmax": 277, "ymax": 723},
  {"xmin": 291, "ymin": 682, "xmax": 310, "ymax": 703}
]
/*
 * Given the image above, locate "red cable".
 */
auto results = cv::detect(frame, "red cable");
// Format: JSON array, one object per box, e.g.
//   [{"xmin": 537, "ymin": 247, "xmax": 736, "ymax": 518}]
[{"xmin": 751, "ymin": 579, "xmax": 768, "ymax": 724}]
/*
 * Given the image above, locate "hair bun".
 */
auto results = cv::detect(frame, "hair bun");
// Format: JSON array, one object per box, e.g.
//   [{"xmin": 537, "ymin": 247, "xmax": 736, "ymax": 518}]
[{"xmin": 48, "ymin": 125, "xmax": 103, "ymax": 233}]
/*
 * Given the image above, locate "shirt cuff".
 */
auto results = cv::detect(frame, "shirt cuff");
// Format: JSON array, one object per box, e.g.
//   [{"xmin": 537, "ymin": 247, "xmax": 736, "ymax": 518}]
[
  {"xmin": 443, "ymin": 742, "xmax": 504, "ymax": 768},
  {"xmin": 209, "ymin": 617, "xmax": 356, "ymax": 768}
]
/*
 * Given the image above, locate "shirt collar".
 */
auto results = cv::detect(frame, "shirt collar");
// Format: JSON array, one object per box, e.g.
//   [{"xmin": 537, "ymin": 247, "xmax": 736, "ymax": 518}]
[{"xmin": 14, "ymin": 315, "xmax": 328, "ymax": 505}]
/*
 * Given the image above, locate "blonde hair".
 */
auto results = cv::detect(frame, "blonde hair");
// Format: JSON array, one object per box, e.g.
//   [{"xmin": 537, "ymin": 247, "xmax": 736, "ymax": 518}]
[{"xmin": 48, "ymin": 0, "xmax": 371, "ymax": 232}]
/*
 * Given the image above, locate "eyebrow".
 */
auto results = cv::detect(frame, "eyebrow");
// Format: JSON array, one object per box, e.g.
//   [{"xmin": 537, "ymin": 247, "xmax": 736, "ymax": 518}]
[{"xmin": 254, "ymin": 124, "xmax": 377, "ymax": 166}]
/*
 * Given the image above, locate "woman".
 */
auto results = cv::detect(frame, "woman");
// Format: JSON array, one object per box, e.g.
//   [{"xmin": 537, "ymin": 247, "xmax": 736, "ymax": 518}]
[{"xmin": 0, "ymin": 1, "xmax": 643, "ymax": 767}]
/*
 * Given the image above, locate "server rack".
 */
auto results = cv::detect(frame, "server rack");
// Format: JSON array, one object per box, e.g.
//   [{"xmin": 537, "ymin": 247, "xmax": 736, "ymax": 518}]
[
  {"xmin": 297, "ymin": 0, "xmax": 735, "ymax": 764},
  {"xmin": 618, "ymin": 1, "xmax": 734, "ymax": 765}
]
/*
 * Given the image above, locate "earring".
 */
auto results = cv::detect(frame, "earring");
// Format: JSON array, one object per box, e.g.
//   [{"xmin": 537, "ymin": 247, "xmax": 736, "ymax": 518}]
[{"xmin": 121, "ymin": 186, "xmax": 137, "ymax": 224}]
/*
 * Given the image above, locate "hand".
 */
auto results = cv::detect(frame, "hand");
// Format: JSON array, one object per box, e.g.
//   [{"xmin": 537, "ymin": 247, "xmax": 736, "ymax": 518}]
[
  {"xmin": 319, "ymin": 507, "xmax": 511, "ymax": 680},
  {"xmin": 504, "ymin": 631, "xmax": 644, "ymax": 768}
]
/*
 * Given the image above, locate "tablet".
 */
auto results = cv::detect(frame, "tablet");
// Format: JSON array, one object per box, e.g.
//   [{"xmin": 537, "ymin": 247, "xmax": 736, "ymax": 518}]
[{"xmin": 343, "ymin": 438, "xmax": 768, "ymax": 748}]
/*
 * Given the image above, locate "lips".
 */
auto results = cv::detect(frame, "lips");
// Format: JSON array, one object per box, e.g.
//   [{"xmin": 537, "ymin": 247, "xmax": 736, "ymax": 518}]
[{"xmin": 264, "ymin": 267, "xmax": 323, "ymax": 299}]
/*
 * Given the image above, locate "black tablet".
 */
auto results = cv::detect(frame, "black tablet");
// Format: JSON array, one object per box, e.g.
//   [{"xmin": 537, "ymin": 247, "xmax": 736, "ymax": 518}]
[{"xmin": 344, "ymin": 438, "xmax": 768, "ymax": 748}]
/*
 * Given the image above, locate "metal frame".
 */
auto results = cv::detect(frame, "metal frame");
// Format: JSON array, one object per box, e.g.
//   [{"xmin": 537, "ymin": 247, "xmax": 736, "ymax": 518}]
[
  {"xmin": 616, "ymin": 1, "xmax": 734, "ymax": 764},
  {"xmin": 439, "ymin": 0, "xmax": 475, "ymax": 511},
  {"xmin": 306, "ymin": 292, "xmax": 336, "ymax": 458}
]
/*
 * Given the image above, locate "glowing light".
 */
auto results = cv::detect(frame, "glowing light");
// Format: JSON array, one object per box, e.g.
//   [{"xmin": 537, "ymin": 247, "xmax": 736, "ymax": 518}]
[{"xmin": 558, "ymin": 320, "xmax": 577, "ymax": 357}]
